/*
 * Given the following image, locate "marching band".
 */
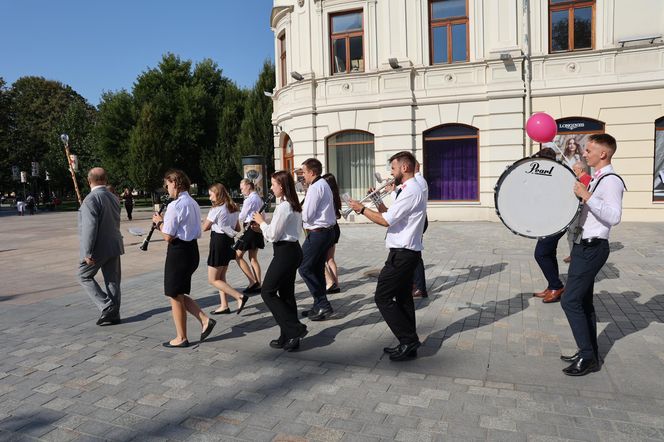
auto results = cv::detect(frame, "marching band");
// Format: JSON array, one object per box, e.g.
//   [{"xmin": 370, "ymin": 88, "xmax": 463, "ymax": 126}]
[{"xmin": 137, "ymin": 133, "xmax": 623, "ymax": 375}]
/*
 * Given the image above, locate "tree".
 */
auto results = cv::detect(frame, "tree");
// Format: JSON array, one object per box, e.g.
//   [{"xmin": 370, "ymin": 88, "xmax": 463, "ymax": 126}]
[
  {"xmin": 0, "ymin": 78, "xmax": 11, "ymax": 191},
  {"xmin": 94, "ymin": 90, "xmax": 136, "ymax": 189},
  {"xmin": 129, "ymin": 102, "xmax": 169, "ymax": 195},
  {"xmin": 235, "ymin": 60, "xmax": 276, "ymax": 177},
  {"xmin": 200, "ymin": 82, "xmax": 247, "ymax": 187},
  {"xmin": 128, "ymin": 53, "xmax": 226, "ymax": 193},
  {"xmin": 4, "ymin": 76, "xmax": 95, "ymax": 195}
]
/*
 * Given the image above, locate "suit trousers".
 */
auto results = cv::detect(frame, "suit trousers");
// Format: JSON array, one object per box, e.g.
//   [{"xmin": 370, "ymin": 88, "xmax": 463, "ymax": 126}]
[
  {"xmin": 299, "ymin": 229, "xmax": 335, "ymax": 310},
  {"xmin": 534, "ymin": 230, "xmax": 565, "ymax": 290},
  {"xmin": 413, "ymin": 257, "xmax": 426, "ymax": 291},
  {"xmin": 261, "ymin": 241, "xmax": 306, "ymax": 339},
  {"xmin": 78, "ymin": 255, "xmax": 122, "ymax": 312},
  {"xmin": 561, "ymin": 240, "xmax": 610, "ymax": 360},
  {"xmin": 375, "ymin": 249, "xmax": 421, "ymax": 345}
]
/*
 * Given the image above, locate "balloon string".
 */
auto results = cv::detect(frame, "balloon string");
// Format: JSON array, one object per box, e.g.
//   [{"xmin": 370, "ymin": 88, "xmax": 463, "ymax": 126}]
[{"xmin": 543, "ymin": 142, "xmax": 574, "ymax": 168}]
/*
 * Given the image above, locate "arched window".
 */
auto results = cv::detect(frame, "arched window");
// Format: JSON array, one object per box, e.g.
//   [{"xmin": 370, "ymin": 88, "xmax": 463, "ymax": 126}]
[
  {"xmin": 282, "ymin": 134, "xmax": 294, "ymax": 174},
  {"xmin": 424, "ymin": 124, "xmax": 479, "ymax": 201},
  {"xmin": 655, "ymin": 117, "xmax": 664, "ymax": 202},
  {"xmin": 327, "ymin": 131, "xmax": 374, "ymax": 197}
]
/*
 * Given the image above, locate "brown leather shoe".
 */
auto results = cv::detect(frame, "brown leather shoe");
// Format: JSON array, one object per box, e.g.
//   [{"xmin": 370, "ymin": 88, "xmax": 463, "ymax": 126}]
[
  {"xmin": 533, "ymin": 289, "xmax": 548, "ymax": 298},
  {"xmin": 543, "ymin": 287, "xmax": 565, "ymax": 303}
]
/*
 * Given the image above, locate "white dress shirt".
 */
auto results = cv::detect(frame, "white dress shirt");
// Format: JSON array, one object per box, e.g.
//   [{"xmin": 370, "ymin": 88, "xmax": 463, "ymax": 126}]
[
  {"xmin": 579, "ymin": 164, "xmax": 624, "ymax": 240},
  {"xmin": 414, "ymin": 172, "xmax": 429, "ymax": 197},
  {"xmin": 162, "ymin": 191, "xmax": 202, "ymax": 241},
  {"xmin": 382, "ymin": 177, "xmax": 427, "ymax": 251},
  {"xmin": 260, "ymin": 200, "xmax": 302, "ymax": 243},
  {"xmin": 238, "ymin": 191, "xmax": 263, "ymax": 224},
  {"xmin": 207, "ymin": 204, "xmax": 239, "ymax": 238},
  {"xmin": 302, "ymin": 178, "xmax": 336, "ymax": 230}
]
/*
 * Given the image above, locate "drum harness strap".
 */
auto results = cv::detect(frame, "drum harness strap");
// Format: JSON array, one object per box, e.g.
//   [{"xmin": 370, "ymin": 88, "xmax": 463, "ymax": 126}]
[{"xmin": 589, "ymin": 173, "xmax": 627, "ymax": 192}]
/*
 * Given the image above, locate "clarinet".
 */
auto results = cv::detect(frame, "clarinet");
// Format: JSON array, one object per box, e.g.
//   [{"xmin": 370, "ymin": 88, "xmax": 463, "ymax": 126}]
[
  {"xmin": 139, "ymin": 196, "xmax": 173, "ymax": 251},
  {"xmin": 232, "ymin": 193, "xmax": 275, "ymax": 251}
]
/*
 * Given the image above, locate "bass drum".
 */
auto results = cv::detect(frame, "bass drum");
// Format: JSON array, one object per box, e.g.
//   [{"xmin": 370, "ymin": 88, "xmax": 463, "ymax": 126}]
[{"xmin": 494, "ymin": 157, "xmax": 581, "ymax": 239}]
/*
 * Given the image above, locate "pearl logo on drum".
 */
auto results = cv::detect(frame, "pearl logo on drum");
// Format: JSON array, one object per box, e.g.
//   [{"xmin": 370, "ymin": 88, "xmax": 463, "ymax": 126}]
[{"xmin": 525, "ymin": 162, "xmax": 554, "ymax": 176}]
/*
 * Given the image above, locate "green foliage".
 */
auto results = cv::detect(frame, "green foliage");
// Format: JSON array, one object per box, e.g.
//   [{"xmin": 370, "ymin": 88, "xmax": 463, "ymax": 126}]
[
  {"xmin": 94, "ymin": 90, "xmax": 136, "ymax": 189},
  {"xmin": 0, "ymin": 76, "xmax": 96, "ymax": 195},
  {"xmin": 236, "ymin": 60, "xmax": 276, "ymax": 177},
  {"xmin": 0, "ymin": 54, "xmax": 277, "ymax": 199}
]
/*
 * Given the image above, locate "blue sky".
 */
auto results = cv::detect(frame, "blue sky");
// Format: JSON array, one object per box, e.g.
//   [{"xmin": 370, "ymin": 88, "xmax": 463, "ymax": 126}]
[{"xmin": 1, "ymin": 1, "xmax": 275, "ymax": 105}]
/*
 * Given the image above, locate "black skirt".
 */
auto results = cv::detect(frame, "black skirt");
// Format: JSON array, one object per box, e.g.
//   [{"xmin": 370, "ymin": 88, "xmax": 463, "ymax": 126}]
[
  {"xmin": 208, "ymin": 231, "xmax": 235, "ymax": 267},
  {"xmin": 238, "ymin": 223, "xmax": 265, "ymax": 251},
  {"xmin": 164, "ymin": 238, "xmax": 199, "ymax": 298},
  {"xmin": 332, "ymin": 223, "xmax": 341, "ymax": 244}
]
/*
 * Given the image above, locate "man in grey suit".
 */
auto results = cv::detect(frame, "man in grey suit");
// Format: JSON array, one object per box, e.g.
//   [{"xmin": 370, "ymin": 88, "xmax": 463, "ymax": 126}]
[{"xmin": 78, "ymin": 167, "xmax": 125, "ymax": 325}]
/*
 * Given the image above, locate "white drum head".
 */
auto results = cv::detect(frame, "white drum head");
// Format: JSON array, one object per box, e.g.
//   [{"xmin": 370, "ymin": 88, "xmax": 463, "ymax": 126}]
[{"xmin": 495, "ymin": 157, "xmax": 580, "ymax": 238}]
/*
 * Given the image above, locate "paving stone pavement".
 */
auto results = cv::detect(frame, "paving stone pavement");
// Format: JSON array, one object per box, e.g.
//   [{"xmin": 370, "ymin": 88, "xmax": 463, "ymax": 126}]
[{"xmin": 1, "ymin": 209, "xmax": 664, "ymax": 441}]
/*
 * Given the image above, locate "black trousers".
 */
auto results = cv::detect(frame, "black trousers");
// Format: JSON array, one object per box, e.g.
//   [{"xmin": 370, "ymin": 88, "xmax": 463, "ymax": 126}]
[
  {"xmin": 299, "ymin": 229, "xmax": 335, "ymax": 310},
  {"xmin": 375, "ymin": 248, "xmax": 421, "ymax": 345},
  {"xmin": 261, "ymin": 241, "xmax": 306, "ymax": 339},
  {"xmin": 534, "ymin": 230, "xmax": 565, "ymax": 290},
  {"xmin": 561, "ymin": 240, "xmax": 610, "ymax": 360}
]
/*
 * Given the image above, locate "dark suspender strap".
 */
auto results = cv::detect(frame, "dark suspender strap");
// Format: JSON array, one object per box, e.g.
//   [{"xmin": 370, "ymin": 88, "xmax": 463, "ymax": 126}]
[{"xmin": 594, "ymin": 173, "xmax": 627, "ymax": 191}]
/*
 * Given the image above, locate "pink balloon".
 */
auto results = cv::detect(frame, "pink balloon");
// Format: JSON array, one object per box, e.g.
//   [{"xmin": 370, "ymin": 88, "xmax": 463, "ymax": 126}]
[{"xmin": 526, "ymin": 112, "xmax": 557, "ymax": 143}]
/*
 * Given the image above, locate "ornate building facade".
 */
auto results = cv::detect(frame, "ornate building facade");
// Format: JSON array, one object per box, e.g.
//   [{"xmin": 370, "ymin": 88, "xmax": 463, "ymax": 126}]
[{"xmin": 270, "ymin": 0, "xmax": 664, "ymax": 221}]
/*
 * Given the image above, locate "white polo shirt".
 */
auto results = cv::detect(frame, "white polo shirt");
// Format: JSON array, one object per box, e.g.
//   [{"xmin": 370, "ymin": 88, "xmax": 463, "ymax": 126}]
[
  {"xmin": 207, "ymin": 204, "xmax": 240, "ymax": 238},
  {"xmin": 238, "ymin": 191, "xmax": 262, "ymax": 224},
  {"xmin": 382, "ymin": 177, "xmax": 427, "ymax": 251},
  {"xmin": 162, "ymin": 191, "xmax": 202, "ymax": 242}
]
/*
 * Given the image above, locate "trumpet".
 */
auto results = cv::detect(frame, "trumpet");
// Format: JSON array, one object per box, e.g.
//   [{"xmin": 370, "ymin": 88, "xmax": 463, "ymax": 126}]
[{"xmin": 340, "ymin": 177, "xmax": 395, "ymax": 219}]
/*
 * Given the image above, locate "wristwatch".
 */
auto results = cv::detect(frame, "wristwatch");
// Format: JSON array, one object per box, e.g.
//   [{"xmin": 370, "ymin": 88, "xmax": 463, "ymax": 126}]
[{"xmin": 360, "ymin": 207, "xmax": 366, "ymax": 215}]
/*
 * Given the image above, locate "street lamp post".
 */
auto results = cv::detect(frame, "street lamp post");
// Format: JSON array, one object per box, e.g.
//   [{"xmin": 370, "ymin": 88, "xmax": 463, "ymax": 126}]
[{"xmin": 60, "ymin": 134, "xmax": 82, "ymax": 206}]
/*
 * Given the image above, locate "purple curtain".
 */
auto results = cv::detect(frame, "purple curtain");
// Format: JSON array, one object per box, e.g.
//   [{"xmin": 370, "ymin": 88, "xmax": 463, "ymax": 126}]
[{"xmin": 425, "ymin": 138, "xmax": 478, "ymax": 200}]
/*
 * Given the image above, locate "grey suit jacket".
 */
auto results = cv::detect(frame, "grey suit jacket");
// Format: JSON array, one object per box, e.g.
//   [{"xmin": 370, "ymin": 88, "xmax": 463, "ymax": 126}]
[{"xmin": 79, "ymin": 187, "xmax": 125, "ymax": 262}]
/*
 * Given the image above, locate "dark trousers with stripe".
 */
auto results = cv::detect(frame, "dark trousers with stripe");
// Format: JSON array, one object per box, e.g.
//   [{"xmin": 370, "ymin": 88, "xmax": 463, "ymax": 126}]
[
  {"xmin": 375, "ymin": 248, "xmax": 421, "ymax": 345},
  {"xmin": 261, "ymin": 241, "xmax": 306, "ymax": 339},
  {"xmin": 561, "ymin": 240, "xmax": 610, "ymax": 360}
]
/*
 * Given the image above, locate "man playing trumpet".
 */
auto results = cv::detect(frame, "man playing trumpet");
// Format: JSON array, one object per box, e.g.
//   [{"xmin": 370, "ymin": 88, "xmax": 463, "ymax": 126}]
[{"xmin": 347, "ymin": 151, "xmax": 427, "ymax": 361}]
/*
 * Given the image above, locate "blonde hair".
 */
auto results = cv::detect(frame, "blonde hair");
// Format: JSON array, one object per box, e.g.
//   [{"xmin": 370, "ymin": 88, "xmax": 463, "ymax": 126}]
[{"xmin": 209, "ymin": 183, "xmax": 238, "ymax": 213}]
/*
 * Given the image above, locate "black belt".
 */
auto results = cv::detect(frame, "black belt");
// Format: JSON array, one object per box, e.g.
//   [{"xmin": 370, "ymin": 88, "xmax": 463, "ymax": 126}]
[
  {"xmin": 389, "ymin": 248, "xmax": 418, "ymax": 253},
  {"xmin": 305, "ymin": 226, "xmax": 333, "ymax": 233},
  {"xmin": 580, "ymin": 237, "xmax": 607, "ymax": 247}
]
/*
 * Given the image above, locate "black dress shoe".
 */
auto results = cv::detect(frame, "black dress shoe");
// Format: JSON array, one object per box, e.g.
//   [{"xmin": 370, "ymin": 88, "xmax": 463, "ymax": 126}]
[
  {"xmin": 211, "ymin": 308, "xmax": 231, "ymax": 315},
  {"xmin": 562, "ymin": 358, "xmax": 599, "ymax": 376},
  {"xmin": 283, "ymin": 328, "xmax": 308, "ymax": 352},
  {"xmin": 308, "ymin": 307, "xmax": 334, "ymax": 321},
  {"xmin": 560, "ymin": 351, "xmax": 580, "ymax": 363},
  {"xmin": 326, "ymin": 284, "xmax": 341, "ymax": 294},
  {"xmin": 162, "ymin": 340, "xmax": 189, "ymax": 348},
  {"xmin": 96, "ymin": 305, "xmax": 119, "ymax": 325},
  {"xmin": 236, "ymin": 295, "xmax": 249, "ymax": 315},
  {"xmin": 269, "ymin": 337, "xmax": 285, "ymax": 349},
  {"xmin": 301, "ymin": 309, "xmax": 315, "ymax": 318},
  {"xmin": 383, "ymin": 345, "xmax": 400, "ymax": 354},
  {"xmin": 243, "ymin": 282, "xmax": 260, "ymax": 294},
  {"xmin": 389, "ymin": 342, "xmax": 421, "ymax": 361}
]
